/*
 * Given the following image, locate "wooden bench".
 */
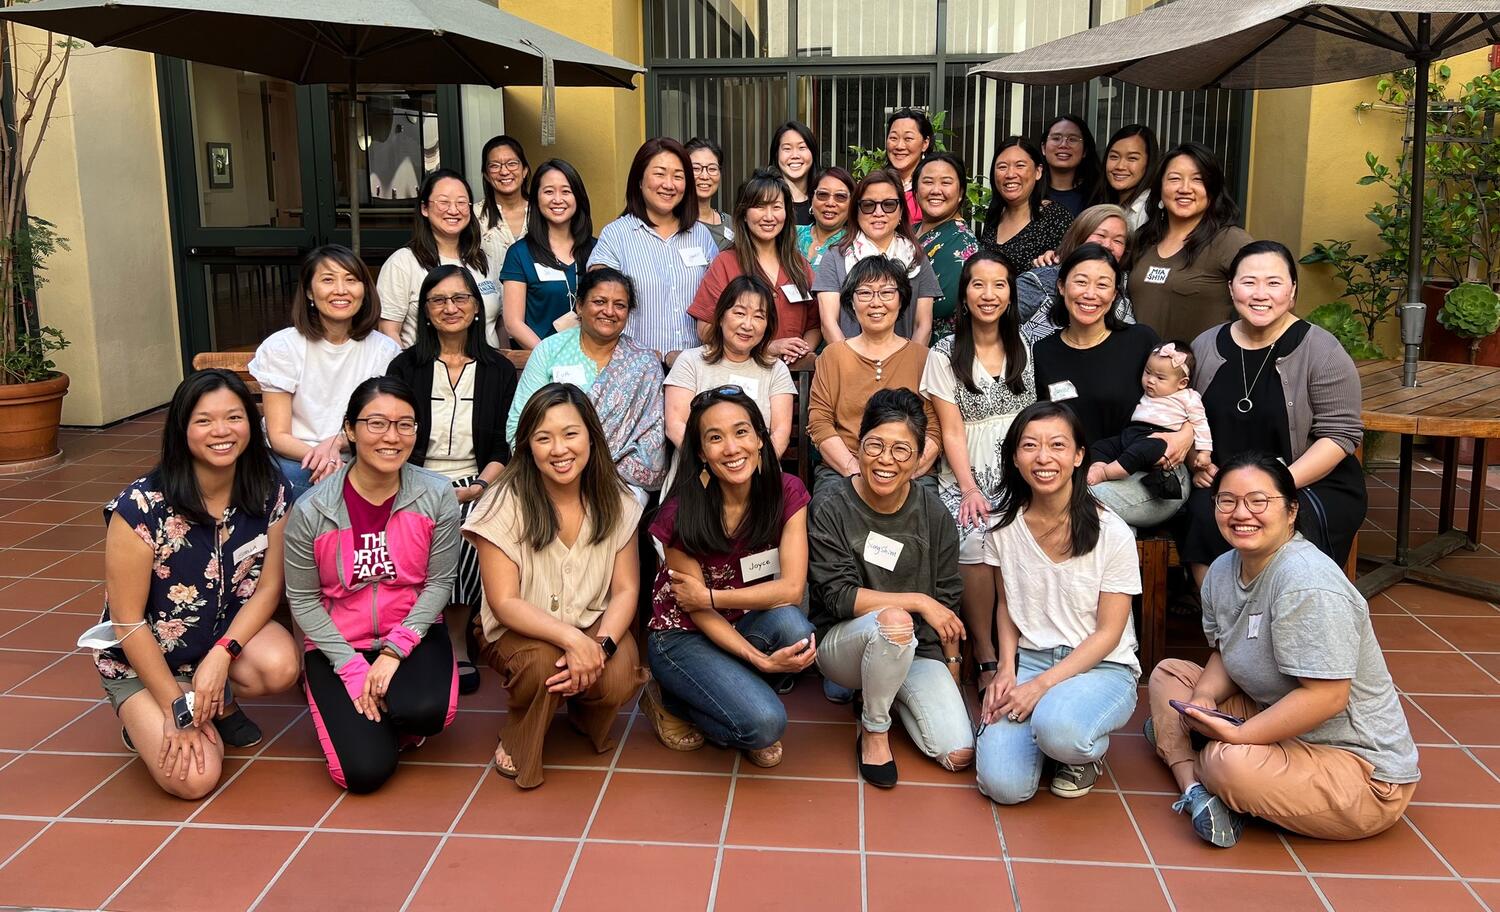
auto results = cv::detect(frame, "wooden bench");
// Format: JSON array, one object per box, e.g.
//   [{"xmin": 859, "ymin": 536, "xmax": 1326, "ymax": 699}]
[{"xmin": 191, "ymin": 349, "xmax": 532, "ymax": 398}]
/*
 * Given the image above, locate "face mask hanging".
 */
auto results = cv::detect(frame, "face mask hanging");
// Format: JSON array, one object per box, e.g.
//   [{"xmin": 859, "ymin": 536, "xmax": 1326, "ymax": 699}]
[{"xmin": 76, "ymin": 619, "xmax": 148, "ymax": 651}]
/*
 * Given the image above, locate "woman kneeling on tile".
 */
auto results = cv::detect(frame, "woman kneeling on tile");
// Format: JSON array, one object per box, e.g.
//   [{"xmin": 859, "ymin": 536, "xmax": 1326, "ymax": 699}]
[
  {"xmin": 465, "ymin": 384, "xmax": 647, "ymax": 788},
  {"xmin": 93, "ymin": 370, "xmax": 300, "ymax": 799},
  {"xmin": 640, "ymin": 386, "xmax": 817, "ymax": 768},
  {"xmin": 975, "ymin": 400, "xmax": 1141, "ymax": 804},
  {"xmin": 285, "ymin": 377, "xmax": 463, "ymax": 794},
  {"xmin": 1147, "ymin": 452, "xmax": 1419, "ymax": 848}
]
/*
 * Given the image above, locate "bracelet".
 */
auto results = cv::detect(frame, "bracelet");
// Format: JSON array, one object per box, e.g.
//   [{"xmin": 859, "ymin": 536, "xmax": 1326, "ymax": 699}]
[
  {"xmin": 708, "ymin": 587, "xmax": 716, "ymax": 612},
  {"xmin": 470, "ymin": 478, "xmax": 490, "ymax": 490},
  {"xmin": 976, "ymin": 661, "xmax": 999, "ymax": 673},
  {"xmin": 960, "ymin": 486, "xmax": 981, "ymax": 497},
  {"xmin": 945, "ymin": 655, "xmax": 963, "ymax": 665}
]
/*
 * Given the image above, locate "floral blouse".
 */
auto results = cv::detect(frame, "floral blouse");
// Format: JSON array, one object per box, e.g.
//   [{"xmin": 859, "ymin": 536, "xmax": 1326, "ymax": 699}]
[
  {"xmin": 93, "ymin": 471, "xmax": 288, "ymax": 680},
  {"xmin": 918, "ymin": 218, "xmax": 980, "ymax": 342}
]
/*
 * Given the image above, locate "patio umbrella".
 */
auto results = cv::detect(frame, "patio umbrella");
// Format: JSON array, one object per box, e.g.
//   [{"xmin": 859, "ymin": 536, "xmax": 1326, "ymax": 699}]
[
  {"xmin": 971, "ymin": 1, "xmax": 1500, "ymax": 388},
  {"xmin": 0, "ymin": 0, "xmax": 643, "ymax": 252}
]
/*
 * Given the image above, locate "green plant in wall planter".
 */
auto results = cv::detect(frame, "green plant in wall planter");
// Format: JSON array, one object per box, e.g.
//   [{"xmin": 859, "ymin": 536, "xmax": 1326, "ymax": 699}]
[
  {"xmin": 1437, "ymin": 282, "xmax": 1500, "ymax": 363},
  {"xmin": 846, "ymin": 110, "xmax": 992, "ymax": 225}
]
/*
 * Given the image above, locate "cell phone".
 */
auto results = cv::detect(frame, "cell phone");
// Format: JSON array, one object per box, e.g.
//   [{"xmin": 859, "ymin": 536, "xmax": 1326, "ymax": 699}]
[
  {"xmin": 171, "ymin": 692, "xmax": 196, "ymax": 730},
  {"xmin": 1169, "ymin": 699, "xmax": 1244, "ymax": 726}
]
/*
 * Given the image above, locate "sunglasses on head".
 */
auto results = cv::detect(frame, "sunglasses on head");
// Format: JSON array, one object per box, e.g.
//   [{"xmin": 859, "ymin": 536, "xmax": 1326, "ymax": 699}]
[{"xmin": 689, "ymin": 384, "xmax": 744, "ymax": 409}]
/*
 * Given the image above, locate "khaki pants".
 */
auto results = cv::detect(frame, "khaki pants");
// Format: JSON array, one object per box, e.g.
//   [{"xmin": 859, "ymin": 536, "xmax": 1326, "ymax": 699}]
[
  {"xmin": 1148, "ymin": 659, "xmax": 1416, "ymax": 841},
  {"xmin": 477, "ymin": 621, "xmax": 646, "ymax": 789}
]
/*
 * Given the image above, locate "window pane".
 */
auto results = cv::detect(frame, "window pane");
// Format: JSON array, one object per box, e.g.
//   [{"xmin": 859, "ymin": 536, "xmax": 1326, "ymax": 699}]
[
  {"xmin": 945, "ymin": 0, "xmax": 1091, "ymax": 56},
  {"xmin": 202, "ymin": 261, "xmax": 300, "ymax": 351},
  {"xmin": 328, "ymin": 86, "xmax": 441, "ymax": 231},
  {"xmin": 186, "ymin": 63, "xmax": 303, "ymax": 228},
  {"xmin": 798, "ymin": 73, "xmax": 932, "ymax": 170},
  {"xmin": 658, "ymin": 75, "xmax": 789, "ymax": 194},
  {"xmin": 943, "ymin": 71, "xmax": 1089, "ymax": 175},
  {"xmin": 649, "ymin": 0, "xmax": 789, "ymax": 60},
  {"xmin": 797, "ymin": 0, "xmax": 936, "ymax": 57},
  {"xmin": 1095, "ymin": 79, "xmax": 1248, "ymax": 185}
]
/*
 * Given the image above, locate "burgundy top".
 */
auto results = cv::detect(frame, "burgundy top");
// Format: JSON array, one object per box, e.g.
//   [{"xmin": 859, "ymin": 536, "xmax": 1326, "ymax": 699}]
[{"xmin": 343, "ymin": 477, "xmax": 396, "ymax": 584}]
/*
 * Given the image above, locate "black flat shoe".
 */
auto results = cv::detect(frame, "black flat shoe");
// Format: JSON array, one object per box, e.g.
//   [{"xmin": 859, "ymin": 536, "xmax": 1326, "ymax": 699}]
[
  {"xmin": 856, "ymin": 732, "xmax": 898, "ymax": 789},
  {"xmin": 213, "ymin": 706, "xmax": 262, "ymax": 749},
  {"xmin": 458, "ymin": 660, "xmax": 481, "ymax": 696}
]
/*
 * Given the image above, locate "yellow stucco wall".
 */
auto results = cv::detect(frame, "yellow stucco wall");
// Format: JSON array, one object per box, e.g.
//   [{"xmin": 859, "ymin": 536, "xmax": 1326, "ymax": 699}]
[{"xmin": 22, "ymin": 36, "xmax": 181, "ymax": 427}]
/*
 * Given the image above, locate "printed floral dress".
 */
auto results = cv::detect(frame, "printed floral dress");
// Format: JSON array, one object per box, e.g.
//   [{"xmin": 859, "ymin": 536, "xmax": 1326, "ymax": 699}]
[{"xmin": 93, "ymin": 471, "xmax": 287, "ymax": 681}]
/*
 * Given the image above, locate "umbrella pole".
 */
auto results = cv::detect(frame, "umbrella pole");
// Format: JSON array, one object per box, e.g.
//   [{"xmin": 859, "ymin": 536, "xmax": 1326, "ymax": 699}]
[
  {"xmin": 1400, "ymin": 15, "xmax": 1433, "ymax": 389},
  {"xmin": 348, "ymin": 66, "xmax": 361, "ymax": 258}
]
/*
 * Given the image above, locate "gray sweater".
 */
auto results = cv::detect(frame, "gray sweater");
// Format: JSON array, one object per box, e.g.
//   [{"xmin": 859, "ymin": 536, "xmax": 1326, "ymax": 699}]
[
  {"xmin": 808, "ymin": 477, "xmax": 962, "ymax": 661},
  {"xmin": 1191, "ymin": 321, "xmax": 1363, "ymax": 459}
]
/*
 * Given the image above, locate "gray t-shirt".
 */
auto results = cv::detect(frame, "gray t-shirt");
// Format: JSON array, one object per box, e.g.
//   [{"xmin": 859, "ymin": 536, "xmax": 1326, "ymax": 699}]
[
  {"xmin": 1202, "ymin": 536, "xmax": 1419, "ymax": 784},
  {"xmin": 812, "ymin": 246, "xmax": 943, "ymax": 341}
]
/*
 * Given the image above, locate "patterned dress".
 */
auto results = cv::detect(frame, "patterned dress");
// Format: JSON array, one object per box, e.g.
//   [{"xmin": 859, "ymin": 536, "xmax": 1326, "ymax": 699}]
[{"xmin": 918, "ymin": 218, "xmax": 979, "ymax": 343}]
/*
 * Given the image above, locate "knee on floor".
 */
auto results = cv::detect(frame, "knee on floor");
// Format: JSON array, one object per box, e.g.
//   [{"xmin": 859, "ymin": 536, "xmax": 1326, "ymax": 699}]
[
  {"xmin": 977, "ymin": 769, "xmax": 1038, "ymax": 806},
  {"xmin": 939, "ymin": 747, "xmax": 974, "ymax": 771}
]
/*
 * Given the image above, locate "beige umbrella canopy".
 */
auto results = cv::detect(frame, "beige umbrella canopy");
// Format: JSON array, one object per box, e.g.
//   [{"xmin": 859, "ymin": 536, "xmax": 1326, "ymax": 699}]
[{"xmin": 0, "ymin": 0, "xmax": 644, "ymax": 251}]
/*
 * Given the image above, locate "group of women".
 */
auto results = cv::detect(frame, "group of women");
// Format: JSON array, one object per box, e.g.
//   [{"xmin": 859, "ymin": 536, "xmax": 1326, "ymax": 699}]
[{"xmin": 89, "ymin": 117, "xmax": 1417, "ymax": 852}]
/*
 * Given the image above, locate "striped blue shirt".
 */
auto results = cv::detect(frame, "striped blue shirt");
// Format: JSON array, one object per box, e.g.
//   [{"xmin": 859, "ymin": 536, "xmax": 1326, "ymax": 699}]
[{"xmin": 588, "ymin": 215, "xmax": 717, "ymax": 356}]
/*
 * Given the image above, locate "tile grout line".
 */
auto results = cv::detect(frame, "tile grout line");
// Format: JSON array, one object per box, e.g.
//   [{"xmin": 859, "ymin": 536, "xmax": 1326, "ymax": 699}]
[
  {"xmin": 548, "ymin": 705, "xmax": 638, "ymax": 912},
  {"xmin": 396, "ymin": 764, "xmax": 492, "ymax": 912},
  {"xmin": 1273, "ymin": 832, "xmax": 1335, "ymax": 911},
  {"xmin": 0, "ymin": 748, "xmax": 135, "ymax": 876},
  {"xmin": 988, "ymin": 798, "xmax": 1022, "ymax": 911},
  {"xmin": 1108, "ymin": 777, "xmax": 1176, "ymax": 912},
  {"xmin": 245, "ymin": 787, "xmax": 351, "ymax": 912},
  {"xmin": 857, "ymin": 768, "xmax": 868, "ymax": 912},
  {"xmin": 702, "ymin": 750, "xmax": 741, "ymax": 912},
  {"xmin": 1396, "ymin": 813, "xmax": 1492, "ymax": 910}
]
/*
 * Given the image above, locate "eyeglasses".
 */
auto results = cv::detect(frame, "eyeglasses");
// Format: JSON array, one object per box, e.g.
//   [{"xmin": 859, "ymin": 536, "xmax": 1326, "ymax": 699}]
[
  {"xmin": 428, "ymin": 198, "xmax": 471, "ymax": 212},
  {"xmin": 861, "ymin": 436, "xmax": 914, "ymax": 463},
  {"xmin": 690, "ymin": 385, "xmax": 743, "ymax": 409},
  {"xmin": 691, "ymin": 164, "xmax": 721, "ymax": 176},
  {"xmin": 485, "ymin": 160, "xmax": 524, "ymax": 173},
  {"xmin": 858, "ymin": 199, "xmax": 901, "ymax": 215},
  {"xmin": 852, "ymin": 288, "xmax": 900, "ymax": 305},
  {"xmin": 1046, "ymin": 134, "xmax": 1084, "ymax": 146},
  {"xmin": 353, "ymin": 417, "xmax": 418, "ymax": 436},
  {"xmin": 814, "ymin": 189, "xmax": 850, "ymax": 203},
  {"xmin": 425, "ymin": 292, "xmax": 474, "ymax": 308},
  {"xmin": 1213, "ymin": 493, "xmax": 1286, "ymax": 514}
]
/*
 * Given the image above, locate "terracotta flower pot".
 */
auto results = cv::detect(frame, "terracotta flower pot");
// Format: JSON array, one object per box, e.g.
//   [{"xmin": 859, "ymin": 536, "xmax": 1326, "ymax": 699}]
[{"xmin": 0, "ymin": 372, "xmax": 70, "ymax": 474}]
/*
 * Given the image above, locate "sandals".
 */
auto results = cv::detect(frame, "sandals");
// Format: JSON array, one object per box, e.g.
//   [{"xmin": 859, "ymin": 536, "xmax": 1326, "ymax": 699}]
[
  {"xmin": 744, "ymin": 741, "xmax": 784, "ymax": 768},
  {"xmin": 493, "ymin": 740, "xmax": 519, "ymax": 780},
  {"xmin": 639, "ymin": 681, "xmax": 704, "ymax": 752},
  {"xmin": 457, "ymin": 660, "xmax": 481, "ymax": 696}
]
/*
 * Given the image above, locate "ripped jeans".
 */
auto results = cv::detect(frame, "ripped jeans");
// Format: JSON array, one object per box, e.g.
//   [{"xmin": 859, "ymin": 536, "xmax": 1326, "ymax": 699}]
[{"xmin": 816, "ymin": 611, "xmax": 974, "ymax": 768}]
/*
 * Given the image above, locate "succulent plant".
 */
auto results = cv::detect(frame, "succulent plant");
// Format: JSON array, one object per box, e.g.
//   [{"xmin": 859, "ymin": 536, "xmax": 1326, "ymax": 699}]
[{"xmin": 1438, "ymin": 282, "xmax": 1500, "ymax": 339}]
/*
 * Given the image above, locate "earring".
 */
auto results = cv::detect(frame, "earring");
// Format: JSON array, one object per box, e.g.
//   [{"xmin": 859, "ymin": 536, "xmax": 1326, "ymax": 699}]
[{"xmin": 698, "ymin": 464, "xmax": 710, "ymax": 488}]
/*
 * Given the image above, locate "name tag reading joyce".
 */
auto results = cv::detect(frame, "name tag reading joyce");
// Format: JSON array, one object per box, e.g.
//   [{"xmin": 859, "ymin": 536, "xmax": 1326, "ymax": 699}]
[
  {"xmin": 679, "ymin": 247, "xmax": 709, "ymax": 268},
  {"xmin": 534, "ymin": 264, "xmax": 567, "ymax": 283},
  {"xmin": 740, "ymin": 548, "xmax": 780, "ymax": 582},
  {"xmin": 552, "ymin": 364, "xmax": 587, "ymax": 387},
  {"xmin": 863, "ymin": 532, "xmax": 904, "ymax": 571}
]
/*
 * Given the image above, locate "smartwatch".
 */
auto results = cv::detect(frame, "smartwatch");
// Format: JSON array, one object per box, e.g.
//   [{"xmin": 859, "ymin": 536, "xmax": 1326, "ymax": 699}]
[
  {"xmin": 215, "ymin": 637, "xmax": 243, "ymax": 660},
  {"xmin": 596, "ymin": 635, "xmax": 618, "ymax": 659},
  {"xmin": 976, "ymin": 661, "xmax": 999, "ymax": 674}
]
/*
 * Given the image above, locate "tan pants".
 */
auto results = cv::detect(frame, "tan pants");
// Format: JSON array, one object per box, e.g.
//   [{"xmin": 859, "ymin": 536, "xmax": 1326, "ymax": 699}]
[
  {"xmin": 477, "ymin": 621, "xmax": 646, "ymax": 789},
  {"xmin": 1148, "ymin": 659, "xmax": 1416, "ymax": 841}
]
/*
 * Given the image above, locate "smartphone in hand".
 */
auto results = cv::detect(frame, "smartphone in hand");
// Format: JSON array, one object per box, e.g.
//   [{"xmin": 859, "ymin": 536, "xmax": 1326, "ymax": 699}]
[{"xmin": 1168, "ymin": 699, "xmax": 1245, "ymax": 726}]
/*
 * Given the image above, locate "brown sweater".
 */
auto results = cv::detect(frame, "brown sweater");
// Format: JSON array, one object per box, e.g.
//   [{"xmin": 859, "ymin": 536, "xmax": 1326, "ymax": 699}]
[
  {"xmin": 1128, "ymin": 226, "xmax": 1253, "ymax": 344},
  {"xmin": 808, "ymin": 339, "xmax": 941, "ymax": 456}
]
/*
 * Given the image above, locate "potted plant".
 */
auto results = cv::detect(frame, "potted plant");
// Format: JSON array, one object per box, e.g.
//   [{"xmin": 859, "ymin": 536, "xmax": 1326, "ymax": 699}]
[
  {"xmin": 1436, "ymin": 281, "xmax": 1500, "ymax": 363},
  {"xmin": 0, "ymin": 13, "xmax": 74, "ymax": 473}
]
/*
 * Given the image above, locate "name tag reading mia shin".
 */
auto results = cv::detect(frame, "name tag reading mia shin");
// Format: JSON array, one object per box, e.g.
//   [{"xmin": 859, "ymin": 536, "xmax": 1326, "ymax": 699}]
[
  {"xmin": 1143, "ymin": 265, "xmax": 1171, "ymax": 284},
  {"xmin": 740, "ymin": 548, "xmax": 780, "ymax": 582},
  {"xmin": 863, "ymin": 532, "xmax": 904, "ymax": 571}
]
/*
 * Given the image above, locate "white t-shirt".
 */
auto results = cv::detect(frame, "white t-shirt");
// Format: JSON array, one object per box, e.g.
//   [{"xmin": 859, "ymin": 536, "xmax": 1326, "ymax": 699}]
[
  {"xmin": 248, "ymin": 327, "xmax": 400, "ymax": 447},
  {"xmin": 376, "ymin": 247, "xmax": 502, "ymax": 348},
  {"xmin": 663, "ymin": 347, "xmax": 796, "ymax": 421},
  {"xmin": 982, "ymin": 505, "xmax": 1142, "ymax": 675}
]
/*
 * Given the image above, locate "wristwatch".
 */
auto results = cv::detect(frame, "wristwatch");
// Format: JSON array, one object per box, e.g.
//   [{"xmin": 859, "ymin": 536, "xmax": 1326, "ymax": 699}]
[
  {"xmin": 977, "ymin": 661, "xmax": 1000, "ymax": 674},
  {"xmin": 215, "ymin": 637, "xmax": 242, "ymax": 660},
  {"xmin": 596, "ymin": 635, "xmax": 618, "ymax": 659}
]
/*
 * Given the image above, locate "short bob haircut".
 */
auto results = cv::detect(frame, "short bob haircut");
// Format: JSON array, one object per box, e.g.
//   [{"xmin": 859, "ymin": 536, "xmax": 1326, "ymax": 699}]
[
  {"xmin": 1056, "ymin": 203, "xmax": 1132, "ymax": 264},
  {"xmin": 411, "ymin": 264, "xmax": 502, "ymax": 367},
  {"xmin": 702, "ymin": 274, "xmax": 779, "ymax": 367},
  {"xmin": 858, "ymin": 387, "xmax": 928, "ymax": 456},
  {"xmin": 291, "ymin": 244, "xmax": 382, "ymax": 342},
  {"xmin": 1048, "ymin": 242, "xmax": 1127, "ymax": 333},
  {"xmin": 1211, "ymin": 450, "xmax": 1301, "ymax": 532},
  {"xmin": 158, "ymin": 369, "xmax": 281, "ymax": 526},
  {"xmin": 623, "ymin": 137, "xmax": 698, "ymax": 231},
  {"xmin": 840, "ymin": 255, "xmax": 913, "ymax": 321},
  {"xmin": 341, "ymin": 376, "xmax": 420, "ymax": 462},
  {"xmin": 1229, "ymin": 238, "xmax": 1299, "ymax": 285}
]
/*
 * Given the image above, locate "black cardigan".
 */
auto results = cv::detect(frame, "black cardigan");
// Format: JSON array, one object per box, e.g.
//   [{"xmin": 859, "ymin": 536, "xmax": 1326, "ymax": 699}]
[{"xmin": 386, "ymin": 348, "xmax": 518, "ymax": 473}]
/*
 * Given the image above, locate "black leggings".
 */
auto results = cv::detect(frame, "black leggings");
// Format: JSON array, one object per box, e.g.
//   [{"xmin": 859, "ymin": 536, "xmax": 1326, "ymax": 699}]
[{"xmin": 303, "ymin": 629, "xmax": 457, "ymax": 793}]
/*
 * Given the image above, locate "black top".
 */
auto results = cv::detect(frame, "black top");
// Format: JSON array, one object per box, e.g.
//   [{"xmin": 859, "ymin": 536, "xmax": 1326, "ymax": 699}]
[
  {"xmin": 385, "ymin": 348, "xmax": 518, "ymax": 472},
  {"xmin": 981, "ymin": 201, "xmax": 1073, "ymax": 272},
  {"xmin": 791, "ymin": 197, "xmax": 814, "ymax": 226},
  {"xmin": 1045, "ymin": 185, "xmax": 1087, "ymax": 218},
  {"xmin": 1034, "ymin": 322, "xmax": 1161, "ymax": 449},
  {"xmin": 1202, "ymin": 321, "xmax": 1306, "ymax": 464}
]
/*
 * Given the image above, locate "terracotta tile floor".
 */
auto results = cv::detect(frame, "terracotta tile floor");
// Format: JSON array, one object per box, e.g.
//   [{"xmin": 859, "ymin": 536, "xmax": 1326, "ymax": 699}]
[{"xmin": 0, "ymin": 414, "xmax": 1498, "ymax": 911}]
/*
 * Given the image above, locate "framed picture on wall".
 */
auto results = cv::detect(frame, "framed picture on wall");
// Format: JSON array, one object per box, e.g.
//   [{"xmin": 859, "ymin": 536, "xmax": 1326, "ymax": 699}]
[{"xmin": 206, "ymin": 141, "xmax": 234, "ymax": 189}]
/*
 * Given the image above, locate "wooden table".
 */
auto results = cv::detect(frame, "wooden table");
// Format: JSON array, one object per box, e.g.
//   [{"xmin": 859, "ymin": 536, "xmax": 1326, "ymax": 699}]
[{"xmin": 1357, "ymin": 359, "xmax": 1500, "ymax": 600}]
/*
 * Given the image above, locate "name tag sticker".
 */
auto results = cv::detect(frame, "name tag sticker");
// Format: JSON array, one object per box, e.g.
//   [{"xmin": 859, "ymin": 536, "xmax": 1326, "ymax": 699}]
[
  {"xmin": 781, "ymin": 283, "xmax": 811, "ymax": 303},
  {"xmin": 679, "ymin": 247, "xmax": 710, "ymax": 268},
  {"xmin": 534, "ymin": 264, "xmax": 566, "ymax": 283},
  {"xmin": 552, "ymin": 311, "xmax": 579, "ymax": 333},
  {"xmin": 552, "ymin": 364, "xmax": 587, "ymax": 386},
  {"xmin": 232, "ymin": 534, "xmax": 269, "ymax": 565},
  {"xmin": 729, "ymin": 374, "xmax": 761, "ymax": 398},
  {"xmin": 1144, "ymin": 265, "xmax": 1171, "ymax": 285},
  {"xmin": 863, "ymin": 532, "xmax": 904, "ymax": 571},
  {"xmin": 1247, "ymin": 613, "xmax": 1263, "ymax": 639},
  {"xmin": 477, "ymin": 279, "xmax": 498, "ymax": 296},
  {"xmin": 722, "ymin": 226, "xmax": 735, "ymax": 243},
  {"xmin": 1048, "ymin": 380, "xmax": 1079, "ymax": 401},
  {"xmin": 740, "ymin": 548, "xmax": 780, "ymax": 582}
]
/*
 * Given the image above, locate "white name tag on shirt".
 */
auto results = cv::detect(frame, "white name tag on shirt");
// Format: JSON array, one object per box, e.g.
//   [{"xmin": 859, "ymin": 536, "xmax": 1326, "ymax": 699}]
[
  {"xmin": 781, "ymin": 283, "xmax": 810, "ymax": 302},
  {"xmin": 740, "ymin": 548, "xmax": 780, "ymax": 582},
  {"xmin": 1048, "ymin": 380, "xmax": 1079, "ymax": 401},
  {"xmin": 534, "ymin": 264, "xmax": 567, "ymax": 283},
  {"xmin": 478, "ymin": 279, "xmax": 498, "ymax": 296},
  {"xmin": 552, "ymin": 364, "xmax": 587, "ymax": 386},
  {"xmin": 232, "ymin": 534, "xmax": 269, "ymax": 565},
  {"xmin": 863, "ymin": 532, "xmax": 904, "ymax": 571},
  {"xmin": 553, "ymin": 311, "xmax": 579, "ymax": 333},
  {"xmin": 722, "ymin": 226, "xmax": 735, "ymax": 243},
  {"xmin": 729, "ymin": 374, "xmax": 761, "ymax": 398},
  {"xmin": 1247, "ymin": 613, "xmax": 1263, "ymax": 639},
  {"xmin": 679, "ymin": 247, "xmax": 709, "ymax": 268},
  {"xmin": 1144, "ymin": 265, "xmax": 1171, "ymax": 284}
]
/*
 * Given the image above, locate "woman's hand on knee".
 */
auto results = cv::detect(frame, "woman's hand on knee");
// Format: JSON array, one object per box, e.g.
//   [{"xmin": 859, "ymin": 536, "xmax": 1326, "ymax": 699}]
[
  {"xmin": 998, "ymin": 677, "xmax": 1049, "ymax": 724},
  {"xmin": 158, "ymin": 716, "xmax": 217, "ymax": 781},
  {"xmin": 754, "ymin": 634, "xmax": 816, "ymax": 674},
  {"xmin": 980, "ymin": 670, "xmax": 1015, "ymax": 724}
]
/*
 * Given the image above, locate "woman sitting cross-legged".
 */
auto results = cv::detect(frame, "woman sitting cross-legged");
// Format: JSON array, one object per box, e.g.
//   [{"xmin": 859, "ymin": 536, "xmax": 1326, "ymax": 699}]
[
  {"xmin": 975, "ymin": 400, "xmax": 1141, "ymax": 804},
  {"xmin": 810, "ymin": 388, "xmax": 973, "ymax": 788},
  {"xmin": 465, "ymin": 384, "xmax": 647, "ymax": 788},
  {"xmin": 93, "ymin": 370, "xmax": 300, "ymax": 798},
  {"xmin": 640, "ymin": 386, "xmax": 817, "ymax": 768},
  {"xmin": 1147, "ymin": 452, "xmax": 1419, "ymax": 847},
  {"xmin": 285, "ymin": 377, "xmax": 462, "ymax": 793}
]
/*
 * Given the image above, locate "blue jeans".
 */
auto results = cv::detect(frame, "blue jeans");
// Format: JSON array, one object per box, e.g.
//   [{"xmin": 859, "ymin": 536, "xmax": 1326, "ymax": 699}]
[
  {"xmin": 975, "ymin": 646, "xmax": 1138, "ymax": 804},
  {"xmin": 646, "ymin": 605, "xmax": 814, "ymax": 750},
  {"xmin": 1090, "ymin": 467, "xmax": 1189, "ymax": 529},
  {"xmin": 275, "ymin": 454, "xmax": 317, "ymax": 504}
]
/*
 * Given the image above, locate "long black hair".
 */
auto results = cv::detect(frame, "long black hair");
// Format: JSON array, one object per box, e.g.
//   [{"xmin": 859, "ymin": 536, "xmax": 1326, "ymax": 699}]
[
  {"xmin": 668, "ymin": 386, "xmax": 785, "ymax": 557},
  {"xmin": 480, "ymin": 134, "xmax": 531, "ymax": 231},
  {"xmin": 342, "ymin": 376, "xmax": 420, "ymax": 462},
  {"xmin": 730, "ymin": 168, "xmax": 811, "ymax": 301},
  {"xmin": 409, "ymin": 168, "xmax": 487, "ymax": 274},
  {"xmin": 1131, "ymin": 142, "xmax": 1241, "ymax": 271},
  {"xmin": 768, "ymin": 121, "xmax": 820, "ymax": 194},
  {"xmin": 1041, "ymin": 114, "xmax": 1104, "ymax": 206},
  {"xmin": 1102, "ymin": 124, "xmax": 1159, "ymax": 209},
  {"xmin": 411, "ymin": 264, "xmax": 500, "ymax": 366},
  {"xmin": 982, "ymin": 137, "xmax": 1046, "ymax": 239},
  {"xmin": 993, "ymin": 400, "xmax": 1101, "ymax": 558},
  {"xmin": 158, "ymin": 370, "xmax": 281, "ymax": 525},
  {"xmin": 524, "ymin": 158, "xmax": 595, "ymax": 270},
  {"xmin": 950, "ymin": 249, "xmax": 1028, "ymax": 395},
  {"xmin": 1047, "ymin": 242, "xmax": 1127, "ymax": 333}
]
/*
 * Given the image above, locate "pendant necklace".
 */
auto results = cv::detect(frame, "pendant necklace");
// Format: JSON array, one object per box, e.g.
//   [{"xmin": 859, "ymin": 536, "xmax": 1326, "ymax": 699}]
[{"xmin": 1238, "ymin": 342, "xmax": 1275, "ymax": 414}]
